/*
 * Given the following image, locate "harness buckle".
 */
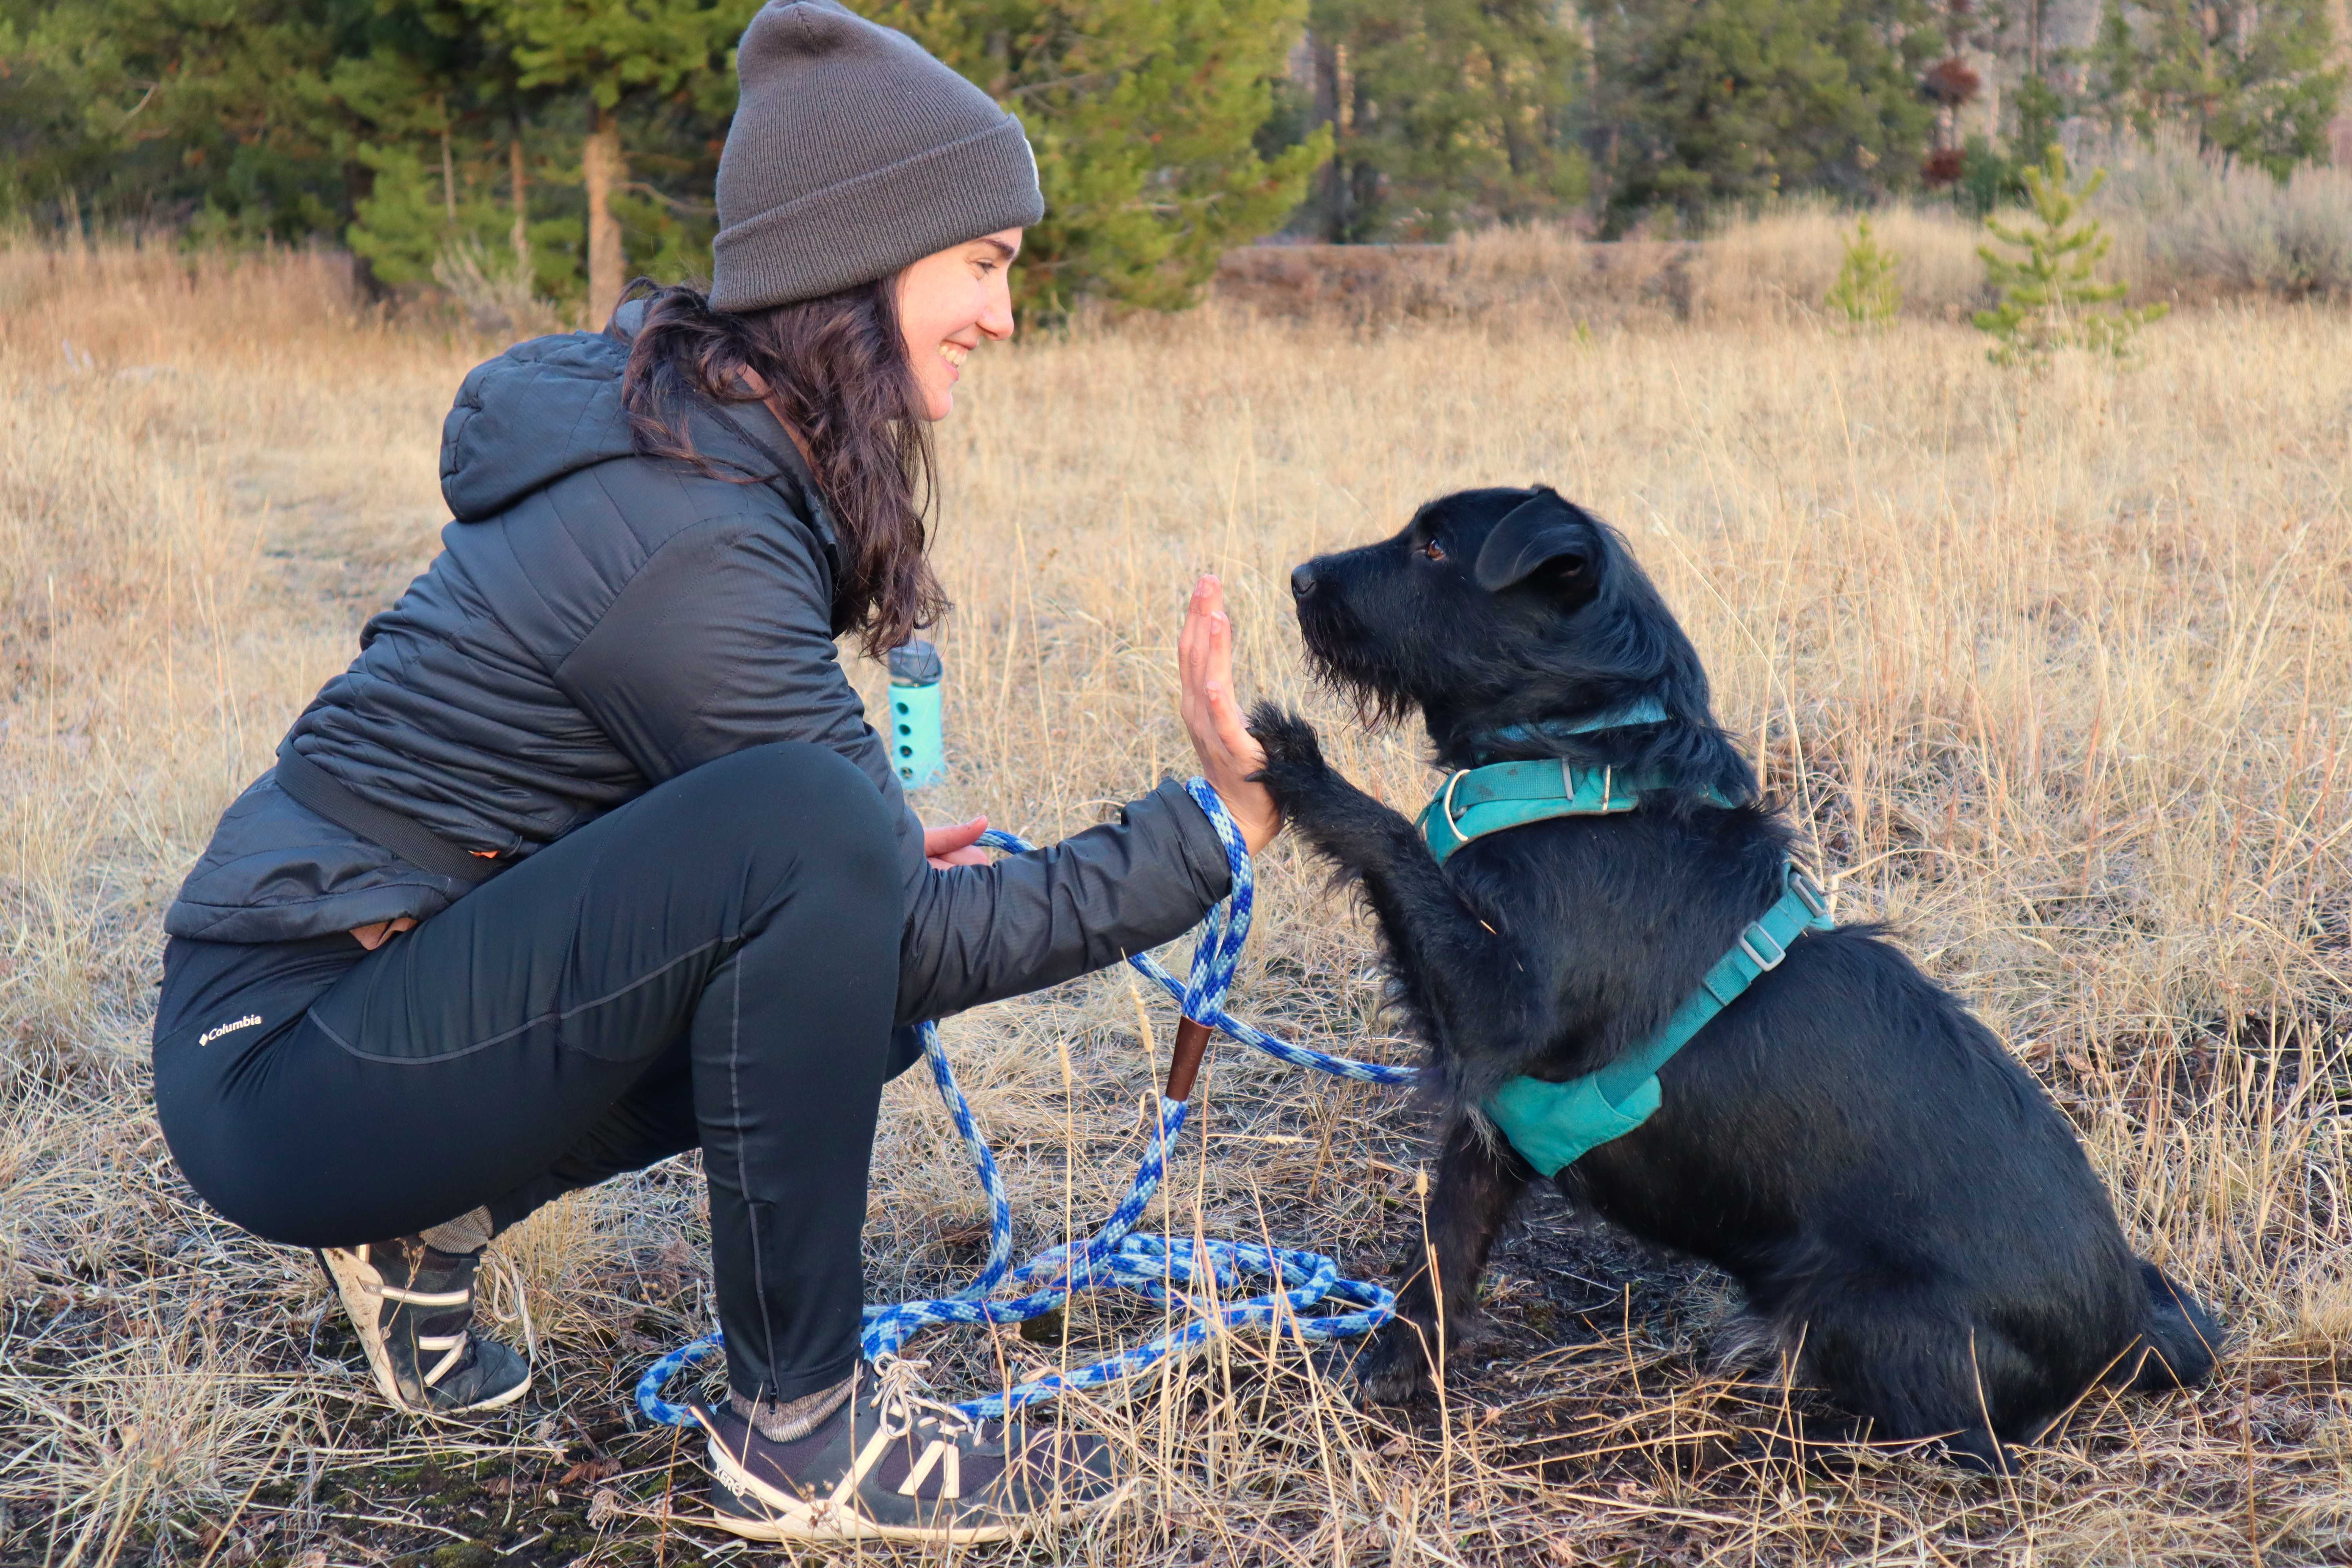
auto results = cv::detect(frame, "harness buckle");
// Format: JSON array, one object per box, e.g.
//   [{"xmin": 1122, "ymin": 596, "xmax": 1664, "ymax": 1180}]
[
  {"xmin": 1738, "ymin": 926, "xmax": 1787, "ymax": 972},
  {"xmin": 1788, "ymin": 868, "xmax": 1832, "ymax": 921}
]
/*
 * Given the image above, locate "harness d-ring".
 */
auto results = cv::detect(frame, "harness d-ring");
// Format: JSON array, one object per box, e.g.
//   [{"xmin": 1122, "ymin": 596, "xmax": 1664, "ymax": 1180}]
[{"xmin": 1440, "ymin": 767, "xmax": 1468, "ymax": 831}]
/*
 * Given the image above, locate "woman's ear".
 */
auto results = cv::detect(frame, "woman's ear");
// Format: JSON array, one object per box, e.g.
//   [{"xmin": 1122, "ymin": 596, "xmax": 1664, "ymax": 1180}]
[{"xmin": 1473, "ymin": 488, "xmax": 1602, "ymax": 594}]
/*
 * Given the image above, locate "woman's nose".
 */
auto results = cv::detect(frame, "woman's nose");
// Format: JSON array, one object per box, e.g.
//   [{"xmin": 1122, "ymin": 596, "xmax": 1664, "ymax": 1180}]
[
  {"xmin": 980, "ymin": 278, "xmax": 1016, "ymax": 341},
  {"xmin": 1290, "ymin": 563, "xmax": 1318, "ymax": 599}
]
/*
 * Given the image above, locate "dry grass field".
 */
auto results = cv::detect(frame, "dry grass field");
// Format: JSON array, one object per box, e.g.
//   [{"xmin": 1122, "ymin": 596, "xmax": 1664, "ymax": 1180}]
[{"xmin": 3, "ymin": 234, "xmax": 2349, "ymax": 1566}]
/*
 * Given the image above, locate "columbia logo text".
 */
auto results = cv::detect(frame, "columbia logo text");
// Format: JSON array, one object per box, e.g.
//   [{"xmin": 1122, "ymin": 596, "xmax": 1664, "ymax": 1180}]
[{"xmin": 198, "ymin": 1014, "xmax": 264, "ymax": 1047}]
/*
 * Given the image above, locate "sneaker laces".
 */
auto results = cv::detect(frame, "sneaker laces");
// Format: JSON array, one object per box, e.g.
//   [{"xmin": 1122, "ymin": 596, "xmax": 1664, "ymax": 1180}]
[{"xmin": 866, "ymin": 1355, "xmax": 980, "ymax": 1444}]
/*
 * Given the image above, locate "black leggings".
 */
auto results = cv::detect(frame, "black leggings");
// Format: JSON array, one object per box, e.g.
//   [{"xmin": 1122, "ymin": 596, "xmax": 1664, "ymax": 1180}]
[{"xmin": 152, "ymin": 743, "xmax": 904, "ymax": 1405}]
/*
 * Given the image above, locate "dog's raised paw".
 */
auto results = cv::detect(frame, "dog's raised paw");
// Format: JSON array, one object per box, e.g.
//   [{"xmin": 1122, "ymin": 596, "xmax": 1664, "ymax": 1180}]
[{"xmin": 1246, "ymin": 702, "xmax": 1332, "ymax": 800}]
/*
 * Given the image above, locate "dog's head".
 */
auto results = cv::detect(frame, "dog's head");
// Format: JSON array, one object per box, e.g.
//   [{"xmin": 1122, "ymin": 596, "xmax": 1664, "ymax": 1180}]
[{"xmin": 1289, "ymin": 486, "xmax": 1752, "ymax": 796}]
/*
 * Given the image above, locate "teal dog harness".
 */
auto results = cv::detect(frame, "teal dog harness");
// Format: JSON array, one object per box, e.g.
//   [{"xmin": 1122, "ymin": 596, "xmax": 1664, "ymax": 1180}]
[{"xmin": 1414, "ymin": 710, "xmax": 1835, "ymax": 1177}]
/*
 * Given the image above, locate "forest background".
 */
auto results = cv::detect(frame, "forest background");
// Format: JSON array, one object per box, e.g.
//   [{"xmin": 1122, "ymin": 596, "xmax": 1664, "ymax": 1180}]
[{"xmin": 4, "ymin": 0, "xmax": 2347, "ymax": 327}]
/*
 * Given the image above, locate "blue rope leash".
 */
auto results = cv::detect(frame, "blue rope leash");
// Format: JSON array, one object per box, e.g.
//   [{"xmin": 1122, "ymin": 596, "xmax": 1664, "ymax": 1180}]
[{"xmin": 635, "ymin": 779, "xmax": 1417, "ymax": 1425}]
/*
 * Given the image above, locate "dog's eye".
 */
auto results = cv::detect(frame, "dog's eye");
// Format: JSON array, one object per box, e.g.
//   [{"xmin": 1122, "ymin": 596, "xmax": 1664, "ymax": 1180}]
[{"xmin": 1420, "ymin": 537, "xmax": 1446, "ymax": 562}]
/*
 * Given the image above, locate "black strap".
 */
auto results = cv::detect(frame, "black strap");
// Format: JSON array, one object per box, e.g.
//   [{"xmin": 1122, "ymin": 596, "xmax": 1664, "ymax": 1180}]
[{"xmin": 274, "ymin": 743, "xmax": 501, "ymax": 886}]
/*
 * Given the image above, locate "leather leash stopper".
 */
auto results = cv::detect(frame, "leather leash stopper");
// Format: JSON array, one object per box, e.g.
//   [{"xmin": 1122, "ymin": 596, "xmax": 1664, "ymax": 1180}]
[{"xmin": 1165, "ymin": 1016, "xmax": 1214, "ymax": 1102}]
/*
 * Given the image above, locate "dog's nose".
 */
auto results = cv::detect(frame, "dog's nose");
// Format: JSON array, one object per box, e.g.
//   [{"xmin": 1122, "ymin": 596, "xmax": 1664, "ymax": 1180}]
[{"xmin": 1290, "ymin": 563, "xmax": 1318, "ymax": 599}]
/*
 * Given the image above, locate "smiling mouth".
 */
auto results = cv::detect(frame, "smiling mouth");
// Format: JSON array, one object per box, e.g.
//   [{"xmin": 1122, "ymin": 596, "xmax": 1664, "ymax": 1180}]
[{"xmin": 938, "ymin": 343, "xmax": 970, "ymax": 370}]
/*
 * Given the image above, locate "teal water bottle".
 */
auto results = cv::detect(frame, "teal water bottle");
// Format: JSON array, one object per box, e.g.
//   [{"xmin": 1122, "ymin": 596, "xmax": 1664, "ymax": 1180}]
[{"xmin": 887, "ymin": 639, "xmax": 946, "ymax": 788}]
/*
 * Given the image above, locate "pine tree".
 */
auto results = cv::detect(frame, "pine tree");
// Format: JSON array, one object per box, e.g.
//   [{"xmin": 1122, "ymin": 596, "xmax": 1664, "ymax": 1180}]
[
  {"xmin": 1973, "ymin": 145, "xmax": 2166, "ymax": 368},
  {"xmin": 6, "ymin": 0, "xmax": 358, "ymax": 238},
  {"xmin": 2087, "ymin": 0, "xmax": 2342, "ymax": 178},
  {"xmin": 877, "ymin": 0, "xmax": 1325, "ymax": 312},
  {"xmin": 1305, "ymin": 0, "xmax": 1588, "ymax": 242},
  {"xmin": 1825, "ymin": 215, "xmax": 1900, "ymax": 328},
  {"xmin": 490, "ymin": 0, "xmax": 750, "ymax": 327},
  {"xmin": 1584, "ymin": 0, "xmax": 1944, "ymax": 230}
]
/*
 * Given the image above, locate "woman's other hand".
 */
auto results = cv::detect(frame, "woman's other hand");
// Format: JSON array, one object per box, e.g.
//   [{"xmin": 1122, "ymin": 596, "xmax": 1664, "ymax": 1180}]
[
  {"xmin": 1179, "ymin": 575, "xmax": 1281, "ymax": 854},
  {"xmin": 924, "ymin": 816, "xmax": 990, "ymax": 870}
]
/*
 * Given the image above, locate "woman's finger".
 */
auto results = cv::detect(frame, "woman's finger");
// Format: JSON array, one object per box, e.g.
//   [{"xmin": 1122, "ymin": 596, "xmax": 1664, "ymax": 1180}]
[{"xmin": 922, "ymin": 815, "xmax": 989, "ymax": 858}]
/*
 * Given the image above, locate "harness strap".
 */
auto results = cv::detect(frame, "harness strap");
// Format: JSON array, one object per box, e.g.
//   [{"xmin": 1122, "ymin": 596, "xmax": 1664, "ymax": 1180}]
[{"xmin": 1484, "ymin": 864, "xmax": 1835, "ymax": 1178}]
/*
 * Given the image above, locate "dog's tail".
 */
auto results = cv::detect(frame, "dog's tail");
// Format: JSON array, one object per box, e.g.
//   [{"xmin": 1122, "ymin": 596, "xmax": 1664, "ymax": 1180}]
[{"xmin": 2107, "ymin": 1259, "xmax": 2224, "ymax": 1393}]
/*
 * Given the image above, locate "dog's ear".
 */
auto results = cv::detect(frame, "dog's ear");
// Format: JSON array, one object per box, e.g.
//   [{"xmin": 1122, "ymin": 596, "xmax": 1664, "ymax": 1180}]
[{"xmin": 1473, "ymin": 488, "xmax": 1601, "ymax": 594}]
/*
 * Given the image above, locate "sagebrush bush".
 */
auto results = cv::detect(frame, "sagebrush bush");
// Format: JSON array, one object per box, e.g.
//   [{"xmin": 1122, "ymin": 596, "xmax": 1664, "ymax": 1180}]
[{"xmin": 2089, "ymin": 128, "xmax": 2352, "ymax": 298}]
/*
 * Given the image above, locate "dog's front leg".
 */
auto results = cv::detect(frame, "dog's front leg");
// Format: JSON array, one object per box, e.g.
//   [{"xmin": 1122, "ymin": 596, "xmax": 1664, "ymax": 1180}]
[
  {"xmin": 1250, "ymin": 705, "xmax": 1552, "ymax": 1067},
  {"xmin": 1355, "ymin": 1114, "xmax": 1531, "ymax": 1403}
]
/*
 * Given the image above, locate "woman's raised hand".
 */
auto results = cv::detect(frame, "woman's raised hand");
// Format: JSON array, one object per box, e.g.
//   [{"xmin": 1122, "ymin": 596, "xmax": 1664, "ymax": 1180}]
[{"xmin": 1178, "ymin": 575, "xmax": 1281, "ymax": 854}]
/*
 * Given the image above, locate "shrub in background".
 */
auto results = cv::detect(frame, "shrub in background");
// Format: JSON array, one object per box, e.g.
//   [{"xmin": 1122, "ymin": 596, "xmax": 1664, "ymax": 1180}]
[
  {"xmin": 1824, "ymin": 214, "xmax": 1900, "ymax": 327},
  {"xmin": 2092, "ymin": 129, "xmax": 2352, "ymax": 298},
  {"xmin": 1975, "ymin": 145, "xmax": 2165, "ymax": 368}
]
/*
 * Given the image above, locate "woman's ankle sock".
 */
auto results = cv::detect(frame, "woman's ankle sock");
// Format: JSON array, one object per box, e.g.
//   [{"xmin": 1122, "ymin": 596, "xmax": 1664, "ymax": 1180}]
[
  {"xmin": 419, "ymin": 1206, "xmax": 495, "ymax": 1254},
  {"xmin": 732, "ymin": 1376, "xmax": 854, "ymax": 1441}
]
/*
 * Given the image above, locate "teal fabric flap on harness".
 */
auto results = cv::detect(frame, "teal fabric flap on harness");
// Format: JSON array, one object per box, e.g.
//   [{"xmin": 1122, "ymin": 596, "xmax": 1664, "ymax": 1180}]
[{"xmin": 1482, "ymin": 863, "xmax": 1835, "ymax": 1177}]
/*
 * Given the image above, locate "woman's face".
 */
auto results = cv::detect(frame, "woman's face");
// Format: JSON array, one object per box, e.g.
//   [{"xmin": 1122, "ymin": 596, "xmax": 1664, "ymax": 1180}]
[{"xmin": 895, "ymin": 228, "xmax": 1021, "ymax": 420}]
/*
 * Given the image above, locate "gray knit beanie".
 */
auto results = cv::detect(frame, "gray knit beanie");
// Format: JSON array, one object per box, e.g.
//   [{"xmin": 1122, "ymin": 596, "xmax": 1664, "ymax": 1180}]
[{"xmin": 710, "ymin": 0, "xmax": 1045, "ymax": 312}]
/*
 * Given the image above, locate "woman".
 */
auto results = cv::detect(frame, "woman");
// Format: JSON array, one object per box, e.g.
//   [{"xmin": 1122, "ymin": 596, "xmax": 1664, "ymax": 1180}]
[{"xmin": 149, "ymin": 0, "xmax": 1278, "ymax": 1544}]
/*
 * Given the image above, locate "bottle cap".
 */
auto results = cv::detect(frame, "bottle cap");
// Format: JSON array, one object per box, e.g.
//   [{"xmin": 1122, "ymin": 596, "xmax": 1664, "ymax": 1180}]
[{"xmin": 887, "ymin": 639, "xmax": 943, "ymax": 684}]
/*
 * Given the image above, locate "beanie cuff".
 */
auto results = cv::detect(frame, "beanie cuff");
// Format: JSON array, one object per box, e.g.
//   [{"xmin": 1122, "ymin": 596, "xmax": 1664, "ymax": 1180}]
[{"xmin": 711, "ymin": 115, "xmax": 1045, "ymax": 312}]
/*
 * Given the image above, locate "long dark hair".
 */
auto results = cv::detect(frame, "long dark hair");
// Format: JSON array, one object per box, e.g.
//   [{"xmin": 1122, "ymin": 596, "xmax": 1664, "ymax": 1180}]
[{"xmin": 617, "ymin": 277, "xmax": 946, "ymax": 658}]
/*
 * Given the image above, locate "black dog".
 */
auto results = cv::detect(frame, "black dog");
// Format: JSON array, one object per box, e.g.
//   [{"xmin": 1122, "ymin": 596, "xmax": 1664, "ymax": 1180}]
[{"xmin": 1249, "ymin": 485, "xmax": 2219, "ymax": 1470}]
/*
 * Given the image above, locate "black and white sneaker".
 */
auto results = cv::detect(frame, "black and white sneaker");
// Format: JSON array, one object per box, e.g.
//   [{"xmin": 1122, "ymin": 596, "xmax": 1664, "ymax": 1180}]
[
  {"xmin": 696, "ymin": 1357, "xmax": 1126, "ymax": 1544},
  {"xmin": 317, "ymin": 1238, "xmax": 531, "ymax": 1414}
]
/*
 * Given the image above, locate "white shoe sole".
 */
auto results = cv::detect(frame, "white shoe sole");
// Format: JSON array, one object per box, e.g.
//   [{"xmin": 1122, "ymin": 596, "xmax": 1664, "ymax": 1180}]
[
  {"xmin": 317, "ymin": 1247, "xmax": 531, "ymax": 1415},
  {"xmin": 702, "ymin": 1474, "xmax": 1132, "ymax": 1545},
  {"xmin": 700, "ymin": 1437, "xmax": 1133, "ymax": 1545}
]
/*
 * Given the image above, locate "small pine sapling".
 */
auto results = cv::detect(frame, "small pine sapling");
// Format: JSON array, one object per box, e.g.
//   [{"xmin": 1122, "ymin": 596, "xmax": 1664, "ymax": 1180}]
[
  {"xmin": 1826, "ymin": 216, "xmax": 1902, "ymax": 329},
  {"xmin": 1973, "ymin": 145, "xmax": 2167, "ymax": 368}
]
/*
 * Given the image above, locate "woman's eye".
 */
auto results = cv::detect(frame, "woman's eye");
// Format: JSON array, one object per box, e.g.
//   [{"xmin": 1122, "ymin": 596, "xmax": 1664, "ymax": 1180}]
[{"xmin": 1421, "ymin": 537, "xmax": 1446, "ymax": 562}]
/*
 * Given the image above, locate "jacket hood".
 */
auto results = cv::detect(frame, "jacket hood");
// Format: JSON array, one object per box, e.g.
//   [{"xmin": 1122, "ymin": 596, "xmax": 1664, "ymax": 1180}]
[{"xmin": 439, "ymin": 309, "xmax": 644, "ymax": 523}]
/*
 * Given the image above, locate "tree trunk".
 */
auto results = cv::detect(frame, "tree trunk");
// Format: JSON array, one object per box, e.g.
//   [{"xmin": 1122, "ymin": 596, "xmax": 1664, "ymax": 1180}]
[
  {"xmin": 439, "ymin": 102, "xmax": 457, "ymax": 223},
  {"xmin": 1312, "ymin": 32, "xmax": 1345, "ymax": 242},
  {"xmin": 583, "ymin": 101, "xmax": 625, "ymax": 330},
  {"xmin": 509, "ymin": 129, "xmax": 531, "ymax": 272}
]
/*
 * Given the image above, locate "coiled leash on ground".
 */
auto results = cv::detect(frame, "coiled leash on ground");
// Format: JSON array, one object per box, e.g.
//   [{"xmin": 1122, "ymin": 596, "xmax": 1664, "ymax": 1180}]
[{"xmin": 636, "ymin": 779, "xmax": 1416, "ymax": 1425}]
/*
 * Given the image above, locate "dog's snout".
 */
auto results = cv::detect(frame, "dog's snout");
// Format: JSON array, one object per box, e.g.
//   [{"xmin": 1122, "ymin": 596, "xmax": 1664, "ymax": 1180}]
[{"xmin": 1290, "ymin": 562, "xmax": 1318, "ymax": 599}]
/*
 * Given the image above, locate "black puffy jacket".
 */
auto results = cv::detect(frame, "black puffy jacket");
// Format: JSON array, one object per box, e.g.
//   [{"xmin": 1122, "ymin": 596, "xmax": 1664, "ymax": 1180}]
[{"xmin": 164, "ymin": 312, "xmax": 1232, "ymax": 1027}]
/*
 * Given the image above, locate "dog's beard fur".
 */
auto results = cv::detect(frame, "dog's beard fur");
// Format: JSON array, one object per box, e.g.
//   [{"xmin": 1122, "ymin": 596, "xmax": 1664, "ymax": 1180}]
[{"xmin": 1294, "ymin": 596, "xmax": 1421, "ymax": 735}]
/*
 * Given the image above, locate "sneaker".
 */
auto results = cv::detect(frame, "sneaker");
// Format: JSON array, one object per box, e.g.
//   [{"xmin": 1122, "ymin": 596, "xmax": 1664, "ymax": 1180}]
[
  {"xmin": 316, "ymin": 1238, "xmax": 531, "ymax": 1414},
  {"xmin": 696, "ymin": 1356, "xmax": 1126, "ymax": 1544}
]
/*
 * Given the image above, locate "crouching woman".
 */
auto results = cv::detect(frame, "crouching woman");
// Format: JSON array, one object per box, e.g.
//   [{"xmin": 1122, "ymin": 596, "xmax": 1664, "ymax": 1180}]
[{"xmin": 147, "ymin": 0, "xmax": 1278, "ymax": 1544}]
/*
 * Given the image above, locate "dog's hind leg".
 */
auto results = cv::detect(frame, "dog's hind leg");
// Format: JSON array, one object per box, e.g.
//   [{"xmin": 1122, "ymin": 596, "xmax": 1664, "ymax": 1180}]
[
  {"xmin": 1354, "ymin": 1115, "xmax": 1530, "ymax": 1404},
  {"xmin": 2109, "ymin": 1259, "xmax": 2224, "ymax": 1392},
  {"xmin": 1786, "ymin": 1299, "xmax": 2049, "ymax": 1474}
]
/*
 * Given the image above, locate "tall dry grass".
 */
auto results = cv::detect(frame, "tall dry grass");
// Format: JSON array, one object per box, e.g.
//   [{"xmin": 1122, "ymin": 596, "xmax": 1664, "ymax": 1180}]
[
  {"xmin": 3, "ymin": 236, "xmax": 2349, "ymax": 1565},
  {"xmin": 1212, "ymin": 210, "xmax": 2002, "ymax": 329}
]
